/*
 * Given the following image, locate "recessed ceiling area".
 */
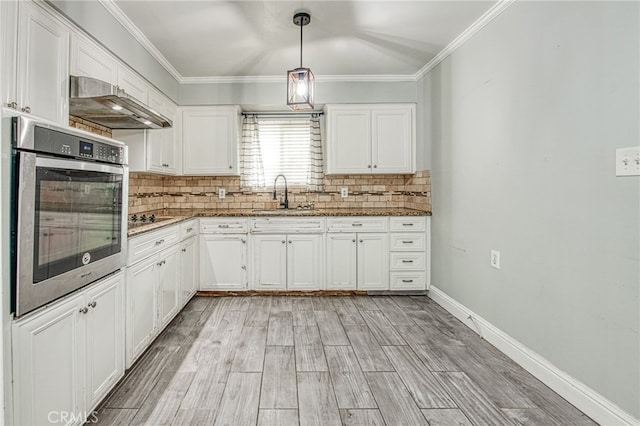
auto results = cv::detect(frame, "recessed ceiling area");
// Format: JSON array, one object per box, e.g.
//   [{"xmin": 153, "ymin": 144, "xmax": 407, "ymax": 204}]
[{"xmin": 111, "ymin": 0, "xmax": 496, "ymax": 79}]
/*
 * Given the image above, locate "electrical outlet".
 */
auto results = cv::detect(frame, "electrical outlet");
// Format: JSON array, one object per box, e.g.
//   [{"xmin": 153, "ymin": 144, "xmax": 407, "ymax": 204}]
[
  {"xmin": 218, "ymin": 188, "xmax": 226, "ymax": 199},
  {"xmin": 490, "ymin": 250, "xmax": 500, "ymax": 269},
  {"xmin": 341, "ymin": 187, "xmax": 348, "ymax": 198},
  {"xmin": 616, "ymin": 146, "xmax": 640, "ymax": 176}
]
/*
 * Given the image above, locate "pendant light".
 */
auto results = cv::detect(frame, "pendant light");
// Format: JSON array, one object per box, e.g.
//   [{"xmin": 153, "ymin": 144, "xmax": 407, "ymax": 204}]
[{"xmin": 287, "ymin": 11, "xmax": 315, "ymax": 110}]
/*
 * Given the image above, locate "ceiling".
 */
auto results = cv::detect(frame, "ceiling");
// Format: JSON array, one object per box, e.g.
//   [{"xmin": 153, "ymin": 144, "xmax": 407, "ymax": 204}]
[{"xmin": 111, "ymin": 1, "xmax": 497, "ymax": 80}]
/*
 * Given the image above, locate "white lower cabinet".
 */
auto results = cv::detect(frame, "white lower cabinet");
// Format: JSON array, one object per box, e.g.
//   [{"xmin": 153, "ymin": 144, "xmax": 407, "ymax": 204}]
[
  {"xmin": 12, "ymin": 272, "xmax": 125, "ymax": 426},
  {"xmin": 326, "ymin": 233, "xmax": 358, "ymax": 290},
  {"xmin": 252, "ymin": 234, "xmax": 287, "ymax": 290},
  {"xmin": 389, "ymin": 216, "xmax": 429, "ymax": 290},
  {"xmin": 126, "ymin": 223, "xmax": 195, "ymax": 367},
  {"xmin": 158, "ymin": 245, "xmax": 180, "ymax": 328},
  {"xmin": 200, "ymin": 234, "xmax": 248, "ymax": 290},
  {"xmin": 357, "ymin": 233, "xmax": 389, "ymax": 290},
  {"xmin": 180, "ymin": 235, "xmax": 198, "ymax": 303}
]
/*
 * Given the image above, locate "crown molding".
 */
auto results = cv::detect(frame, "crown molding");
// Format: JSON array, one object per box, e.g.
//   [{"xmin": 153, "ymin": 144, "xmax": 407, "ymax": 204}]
[
  {"xmin": 99, "ymin": 0, "xmax": 515, "ymax": 85},
  {"xmin": 97, "ymin": 0, "xmax": 182, "ymax": 82},
  {"xmin": 414, "ymin": 0, "xmax": 516, "ymax": 80}
]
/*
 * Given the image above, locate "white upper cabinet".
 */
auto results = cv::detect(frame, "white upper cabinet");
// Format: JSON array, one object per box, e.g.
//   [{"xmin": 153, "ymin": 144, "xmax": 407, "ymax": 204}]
[
  {"xmin": 117, "ymin": 66, "xmax": 148, "ymax": 103},
  {"xmin": 6, "ymin": 1, "xmax": 70, "ymax": 124},
  {"xmin": 69, "ymin": 34, "xmax": 118, "ymax": 85},
  {"xmin": 181, "ymin": 106, "xmax": 240, "ymax": 176},
  {"xmin": 325, "ymin": 104, "xmax": 416, "ymax": 175}
]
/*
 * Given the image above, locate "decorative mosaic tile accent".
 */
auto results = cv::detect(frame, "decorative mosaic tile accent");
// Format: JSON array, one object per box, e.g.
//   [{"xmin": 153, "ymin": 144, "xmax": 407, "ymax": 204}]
[{"xmin": 129, "ymin": 170, "xmax": 431, "ymax": 215}]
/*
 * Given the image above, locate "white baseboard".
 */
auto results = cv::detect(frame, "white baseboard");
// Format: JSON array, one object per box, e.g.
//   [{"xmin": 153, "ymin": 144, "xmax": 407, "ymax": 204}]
[{"xmin": 428, "ymin": 285, "xmax": 638, "ymax": 426}]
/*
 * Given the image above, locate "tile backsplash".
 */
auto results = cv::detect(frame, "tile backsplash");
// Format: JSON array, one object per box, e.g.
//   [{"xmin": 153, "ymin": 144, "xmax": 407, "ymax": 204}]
[
  {"xmin": 67, "ymin": 117, "xmax": 431, "ymax": 214},
  {"xmin": 129, "ymin": 170, "xmax": 431, "ymax": 214}
]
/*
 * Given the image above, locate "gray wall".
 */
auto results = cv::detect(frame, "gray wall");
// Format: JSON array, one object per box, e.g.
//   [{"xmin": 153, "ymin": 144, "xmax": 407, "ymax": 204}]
[
  {"xmin": 420, "ymin": 0, "xmax": 639, "ymax": 418},
  {"xmin": 50, "ymin": 0, "xmax": 180, "ymax": 101},
  {"xmin": 180, "ymin": 80, "xmax": 417, "ymax": 107}
]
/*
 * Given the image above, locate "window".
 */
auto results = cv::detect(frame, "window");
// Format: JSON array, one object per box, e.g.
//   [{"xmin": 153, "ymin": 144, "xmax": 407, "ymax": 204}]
[{"xmin": 240, "ymin": 115, "xmax": 323, "ymax": 190}]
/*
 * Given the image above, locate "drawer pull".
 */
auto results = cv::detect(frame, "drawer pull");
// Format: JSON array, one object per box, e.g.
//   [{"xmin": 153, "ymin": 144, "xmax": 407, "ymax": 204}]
[
  {"xmin": 402, "ymin": 223, "xmax": 414, "ymax": 226},
  {"xmin": 218, "ymin": 224, "xmax": 229, "ymax": 228},
  {"xmin": 155, "ymin": 239, "xmax": 165, "ymax": 245},
  {"xmin": 402, "ymin": 279, "xmax": 414, "ymax": 283},
  {"xmin": 186, "ymin": 227, "xmax": 193, "ymax": 232},
  {"xmin": 401, "ymin": 260, "xmax": 414, "ymax": 263},
  {"xmin": 402, "ymin": 240, "xmax": 414, "ymax": 244},
  {"xmin": 352, "ymin": 223, "xmax": 363, "ymax": 227},
  {"xmin": 157, "ymin": 260, "xmax": 166, "ymax": 267}
]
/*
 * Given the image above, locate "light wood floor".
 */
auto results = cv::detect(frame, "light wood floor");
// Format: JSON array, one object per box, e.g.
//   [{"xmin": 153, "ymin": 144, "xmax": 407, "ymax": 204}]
[{"xmin": 96, "ymin": 296, "xmax": 597, "ymax": 425}]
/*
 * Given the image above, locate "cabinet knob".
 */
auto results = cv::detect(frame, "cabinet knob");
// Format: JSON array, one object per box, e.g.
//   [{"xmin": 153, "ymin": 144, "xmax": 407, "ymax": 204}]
[
  {"xmin": 367, "ymin": 165, "xmax": 372, "ymax": 168},
  {"xmin": 241, "ymin": 239, "xmax": 246, "ymax": 244},
  {"xmin": 352, "ymin": 239, "xmax": 356, "ymax": 243},
  {"xmin": 281, "ymin": 240, "xmax": 286, "ymax": 244},
  {"xmin": 288, "ymin": 240, "xmax": 292, "ymax": 244},
  {"xmin": 21, "ymin": 106, "xmax": 31, "ymax": 113},
  {"xmin": 373, "ymin": 165, "xmax": 377, "ymax": 168},
  {"xmin": 241, "ymin": 265, "xmax": 246, "ymax": 270},
  {"xmin": 7, "ymin": 102, "xmax": 17, "ymax": 109},
  {"xmin": 88, "ymin": 301, "xmax": 97, "ymax": 308},
  {"xmin": 359, "ymin": 239, "xmax": 363, "ymax": 243},
  {"xmin": 182, "ymin": 248, "xmax": 186, "ymax": 252},
  {"xmin": 229, "ymin": 165, "xmax": 232, "ymax": 169},
  {"xmin": 79, "ymin": 307, "xmax": 88, "ymax": 314}
]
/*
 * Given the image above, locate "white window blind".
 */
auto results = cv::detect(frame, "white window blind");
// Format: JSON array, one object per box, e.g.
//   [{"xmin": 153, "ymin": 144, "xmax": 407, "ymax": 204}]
[
  {"xmin": 258, "ymin": 118, "xmax": 311, "ymax": 186},
  {"xmin": 240, "ymin": 116, "xmax": 324, "ymax": 190}
]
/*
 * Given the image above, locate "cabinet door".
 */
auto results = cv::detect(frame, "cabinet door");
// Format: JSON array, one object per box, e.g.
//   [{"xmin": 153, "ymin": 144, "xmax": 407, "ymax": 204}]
[
  {"xmin": 1, "ymin": 0, "xmax": 18, "ymax": 109},
  {"xmin": 147, "ymin": 128, "xmax": 176, "ymax": 174},
  {"xmin": 126, "ymin": 256, "xmax": 157, "ymax": 367},
  {"xmin": 12, "ymin": 293, "xmax": 86, "ymax": 426},
  {"xmin": 326, "ymin": 233, "xmax": 357, "ymax": 290},
  {"xmin": 200, "ymin": 234, "xmax": 247, "ymax": 290},
  {"xmin": 84, "ymin": 273, "xmax": 124, "ymax": 410},
  {"xmin": 357, "ymin": 233, "xmax": 389, "ymax": 290},
  {"xmin": 117, "ymin": 66, "xmax": 148, "ymax": 103},
  {"xmin": 252, "ymin": 234, "xmax": 287, "ymax": 290},
  {"xmin": 371, "ymin": 106, "xmax": 414, "ymax": 173},
  {"xmin": 69, "ymin": 35, "xmax": 118, "ymax": 85},
  {"xmin": 17, "ymin": 1, "xmax": 69, "ymax": 124},
  {"xmin": 180, "ymin": 236, "xmax": 198, "ymax": 304},
  {"xmin": 326, "ymin": 107, "xmax": 371, "ymax": 174},
  {"xmin": 182, "ymin": 108, "xmax": 238, "ymax": 175},
  {"xmin": 158, "ymin": 245, "xmax": 180, "ymax": 328},
  {"xmin": 287, "ymin": 234, "xmax": 323, "ymax": 290}
]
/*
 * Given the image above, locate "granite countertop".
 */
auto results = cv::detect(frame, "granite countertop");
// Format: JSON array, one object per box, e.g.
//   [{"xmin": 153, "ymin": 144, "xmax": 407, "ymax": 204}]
[{"xmin": 127, "ymin": 207, "xmax": 431, "ymax": 237}]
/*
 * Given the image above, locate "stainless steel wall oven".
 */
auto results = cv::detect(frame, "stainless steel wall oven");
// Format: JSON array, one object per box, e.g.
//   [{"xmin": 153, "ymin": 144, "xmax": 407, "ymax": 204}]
[{"xmin": 11, "ymin": 116, "xmax": 128, "ymax": 317}]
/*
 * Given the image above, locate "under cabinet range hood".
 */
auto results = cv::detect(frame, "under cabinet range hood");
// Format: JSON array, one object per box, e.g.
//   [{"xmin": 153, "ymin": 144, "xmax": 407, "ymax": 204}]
[{"xmin": 69, "ymin": 75, "xmax": 172, "ymax": 129}]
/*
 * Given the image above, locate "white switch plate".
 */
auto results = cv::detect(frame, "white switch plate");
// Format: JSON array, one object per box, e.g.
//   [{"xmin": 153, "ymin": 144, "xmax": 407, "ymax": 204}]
[
  {"xmin": 490, "ymin": 250, "xmax": 500, "ymax": 269},
  {"xmin": 218, "ymin": 188, "xmax": 226, "ymax": 199},
  {"xmin": 341, "ymin": 187, "xmax": 348, "ymax": 198},
  {"xmin": 616, "ymin": 146, "xmax": 640, "ymax": 176}
]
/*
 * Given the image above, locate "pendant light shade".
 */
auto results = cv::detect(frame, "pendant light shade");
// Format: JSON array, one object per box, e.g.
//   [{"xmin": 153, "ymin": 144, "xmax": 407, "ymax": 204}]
[{"xmin": 287, "ymin": 12, "xmax": 314, "ymax": 110}]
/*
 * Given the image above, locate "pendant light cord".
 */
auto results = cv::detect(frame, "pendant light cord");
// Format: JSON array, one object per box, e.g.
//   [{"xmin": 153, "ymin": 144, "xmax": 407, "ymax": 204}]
[{"xmin": 299, "ymin": 20, "xmax": 303, "ymax": 67}]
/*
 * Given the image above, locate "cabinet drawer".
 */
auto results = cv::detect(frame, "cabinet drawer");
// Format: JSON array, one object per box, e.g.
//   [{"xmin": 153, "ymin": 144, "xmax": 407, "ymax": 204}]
[
  {"xmin": 180, "ymin": 219, "xmax": 198, "ymax": 240},
  {"xmin": 390, "ymin": 271, "xmax": 425, "ymax": 290},
  {"xmin": 389, "ymin": 233, "xmax": 425, "ymax": 251},
  {"xmin": 128, "ymin": 225, "xmax": 180, "ymax": 265},
  {"xmin": 389, "ymin": 216, "xmax": 425, "ymax": 232},
  {"xmin": 251, "ymin": 218, "xmax": 325, "ymax": 234},
  {"xmin": 390, "ymin": 252, "xmax": 425, "ymax": 270},
  {"xmin": 200, "ymin": 218, "xmax": 248, "ymax": 233},
  {"xmin": 327, "ymin": 217, "xmax": 388, "ymax": 233}
]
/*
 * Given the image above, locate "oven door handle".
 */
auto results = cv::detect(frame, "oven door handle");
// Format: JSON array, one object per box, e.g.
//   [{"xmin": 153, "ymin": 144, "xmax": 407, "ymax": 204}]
[{"xmin": 36, "ymin": 156, "xmax": 124, "ymax": 175}]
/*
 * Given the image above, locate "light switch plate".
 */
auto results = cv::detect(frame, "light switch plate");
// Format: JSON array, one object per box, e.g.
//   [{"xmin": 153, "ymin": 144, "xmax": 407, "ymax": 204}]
[
  {"xmin": 616, "ymin": 146, "xmax": 640, "ymax": 176},
  {"xmin": 491, "ymin": 250, "xmax": 500, "ymax": 269}
]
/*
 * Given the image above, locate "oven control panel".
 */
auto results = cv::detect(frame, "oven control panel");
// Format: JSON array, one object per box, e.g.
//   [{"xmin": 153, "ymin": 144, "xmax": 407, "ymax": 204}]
[{"xmin": 28, "ymin": 123, "xmax": 127, "ymax": 165}]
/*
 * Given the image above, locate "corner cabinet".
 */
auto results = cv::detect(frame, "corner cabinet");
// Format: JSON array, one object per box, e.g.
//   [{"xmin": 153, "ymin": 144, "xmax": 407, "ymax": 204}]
[
  {"xmin": 12, "ymin": 272, "xmax": 125, "ymax": 426},
  {"xmin": 181, "ymin": 106, "xmax": 241, "ymax": 175},
  {"xmin": 324, "ymin": 104, "xmax": 416, "ymax": 174}
]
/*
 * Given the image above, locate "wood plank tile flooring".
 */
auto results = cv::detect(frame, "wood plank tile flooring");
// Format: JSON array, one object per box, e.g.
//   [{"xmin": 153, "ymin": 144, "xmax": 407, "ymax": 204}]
[{"xmin": 96, "ymin": 296, "xmax": 597, "ymax": 425}]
